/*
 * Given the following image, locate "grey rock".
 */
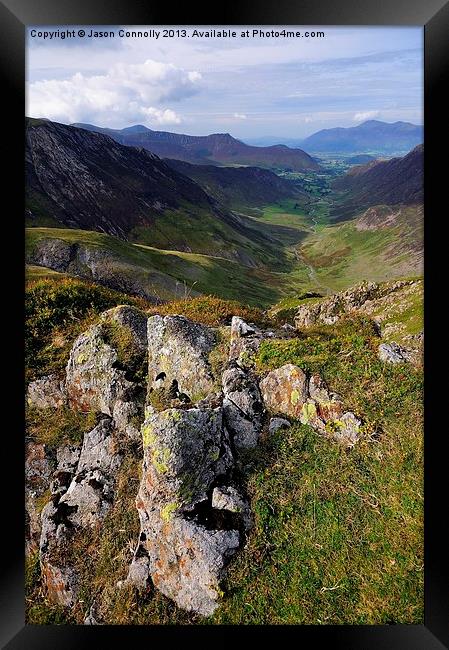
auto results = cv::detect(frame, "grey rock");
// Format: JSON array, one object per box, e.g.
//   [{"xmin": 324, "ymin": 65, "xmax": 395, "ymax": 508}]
[
  {"xmin": 212, "ymin": 486, "xmax": 252, "ymax": 532},
  {"xmin": 147, "ymin": 315, "xmax": 216, "ymax": 402},
  {"xmin": 136, "ymin": 406, "xmax": 242, "ymax": 616},
  {"xmin": 65, "ymin": 306, "xmax": 147, "ymax": 433},
  {"xmin": 229, "ymin": 316, "xmax": 264, "ymax": 368},
  {"xmin": 268, "ymin": 417, "xmax": 291, "ymax": 435},
  {"xmin": 378, "ymin": 341, "xmax": 413, "ymax": 364},
  {"xmin": 222, "ymin": 364, "xmax": 263, "ymax": 449},
  {"xmin": 27, "ymin": 374, "xmax": 66, "ymax": 409}
]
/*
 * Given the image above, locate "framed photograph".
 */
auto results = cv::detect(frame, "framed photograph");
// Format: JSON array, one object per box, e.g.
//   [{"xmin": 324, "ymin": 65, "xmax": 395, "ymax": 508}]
[{"xmin": 1, "ymin": 0, "xmax": 447, "ymax": 647}]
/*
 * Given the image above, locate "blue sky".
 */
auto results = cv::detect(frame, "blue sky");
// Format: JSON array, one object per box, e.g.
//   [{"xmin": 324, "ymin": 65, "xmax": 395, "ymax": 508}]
[{"xmin": 26, "ymin": 26, "xmax": 423, "ymax": 138}]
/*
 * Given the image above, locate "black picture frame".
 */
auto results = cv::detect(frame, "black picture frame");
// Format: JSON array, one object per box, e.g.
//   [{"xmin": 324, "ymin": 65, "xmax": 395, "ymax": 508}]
[{"xmin": 1, "ymin": 0, "xmax": 448, "ymax": 647}]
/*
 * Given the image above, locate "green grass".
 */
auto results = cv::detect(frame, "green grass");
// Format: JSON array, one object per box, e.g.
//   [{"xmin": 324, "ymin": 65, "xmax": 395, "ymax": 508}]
[
  {"xmin": 297, "ymin": 206, "xmax": 423, "ymax": 292},
  {"xmin": 26, "ymin": 228, "xmax": 283, "ymax": 307},
  {"xmin": 211, "ymin": 316, "xmax": 423, "ymax": 624},
  {"xmin": 26, "ymin": 406, "xmax": 100, "ymax": 448}
]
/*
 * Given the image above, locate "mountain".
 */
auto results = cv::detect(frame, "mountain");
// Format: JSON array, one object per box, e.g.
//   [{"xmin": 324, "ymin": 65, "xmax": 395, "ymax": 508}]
[
  {"xmin": 164, "ymin": 159, "xmax": 307, "ymax": 209},
  {"xmin": 332, "ymin": 144, "xmax": 423, "ymax": 219},
  {"xmin": 25, "ymin": 118, "xmax": 301, "ymax": 267},
  {"xmin": 72, "ymin": 123, "xmax": 319, "ymax": 171},
  {"xmin": 300, "ymin": 120, "xmax": 423, "ymax": 154}
]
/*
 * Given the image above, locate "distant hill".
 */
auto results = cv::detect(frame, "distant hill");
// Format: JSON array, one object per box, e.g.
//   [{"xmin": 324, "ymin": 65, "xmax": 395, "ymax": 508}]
[
  {"xmin": 165, "ymin": 159, "xmax": 307, "ymax": 208},
  {"xmin": 72, "ymin": 123, "xmax": 319, "ymax": 172},
  {"xmin": 331, "ymin": 144, "xmax": 423, "ymax": 220},
  {"xmin": 300, "ymin": 120, "xmax": 423, "ymax": 154},
  {"xmin": 345, "ymin": 154, "xmax": 377, "ymax": 165}
]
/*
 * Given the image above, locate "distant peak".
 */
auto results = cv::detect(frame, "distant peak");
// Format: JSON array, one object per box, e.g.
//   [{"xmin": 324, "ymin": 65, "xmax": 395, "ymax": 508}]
[{"xmin": 121, "ymin": 124, "xmax": 152, "ymax": 133}]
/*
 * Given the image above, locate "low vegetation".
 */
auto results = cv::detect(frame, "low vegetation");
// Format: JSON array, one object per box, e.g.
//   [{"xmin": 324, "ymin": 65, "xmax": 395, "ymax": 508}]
[
  {"xmin": 25, "ymin": 277, "xmax": 150, "ymax": 382},
  {"xmin": 147, "ymin": 295, "xmax": 267, "ymax": 328}
]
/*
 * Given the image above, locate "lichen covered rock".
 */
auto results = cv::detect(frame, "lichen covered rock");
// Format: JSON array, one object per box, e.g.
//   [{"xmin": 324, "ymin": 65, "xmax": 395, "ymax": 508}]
[
  {"xmin": 147, "ymin": 315, "xmax": 216, "ymax": 402},
  {"xmin": 65, "ymin": 305, "xmax": 147, "ymax": 434},
  {"xmin": 135, "ymin": 406, "xmax": 243, "ymax": 616},
  {"xmin": 378, "ymin": 341, "xmax": 413, "ymax": 364},
  {"xmin": 222, "ymin": 363, "xmax": 264, "ymax": 449},
  {"xmin": 260, "ymin": 364, "xmax": 308, "ymax": 419},
  {"xmin": 27, "ymin": 374, "xmax": 66, "ymax": 409}
]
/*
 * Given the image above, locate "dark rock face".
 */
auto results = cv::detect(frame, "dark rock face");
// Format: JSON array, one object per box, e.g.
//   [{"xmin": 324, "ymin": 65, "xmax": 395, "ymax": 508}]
[
  {"xmin": 26, "ymin": 118, "xmax": 213, "ymax": 238},
  {"xmin": 165, "ymin": 158, "xmax": 306, "ymax": 207}
]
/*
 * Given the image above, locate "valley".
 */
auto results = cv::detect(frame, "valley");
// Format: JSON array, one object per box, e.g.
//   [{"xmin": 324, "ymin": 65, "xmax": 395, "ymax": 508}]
[{"xmin": 26, "ymin": 119, "xmax": 423, "ymax": 305}]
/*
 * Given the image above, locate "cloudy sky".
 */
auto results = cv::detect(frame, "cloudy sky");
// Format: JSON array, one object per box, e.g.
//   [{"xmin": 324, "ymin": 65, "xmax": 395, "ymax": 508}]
[{"xmin": 26, "ymin": 26, "xmax": 423, "ymax": 138}]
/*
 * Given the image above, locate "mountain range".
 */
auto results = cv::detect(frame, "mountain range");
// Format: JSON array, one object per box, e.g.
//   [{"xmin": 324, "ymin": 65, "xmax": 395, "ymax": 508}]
[
  {"xmin": 72, "ymin": 122, "xmax": 319, "ymax": 171},
  {"xmin": 299, "ymin": 120, "xmax": 423, "ymax": 154}
]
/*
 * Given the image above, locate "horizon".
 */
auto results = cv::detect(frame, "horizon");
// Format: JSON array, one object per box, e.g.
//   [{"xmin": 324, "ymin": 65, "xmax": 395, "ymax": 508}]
[
  {"xmin": 26, "ymin": 26, "xmax": 423, "ymax": 139},
  {"xmin": 28, "ymin": 116, "xmax": 423, "ymax": 143}
]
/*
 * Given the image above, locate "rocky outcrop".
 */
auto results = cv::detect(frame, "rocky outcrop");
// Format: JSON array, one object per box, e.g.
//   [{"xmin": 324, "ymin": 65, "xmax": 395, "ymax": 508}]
[
  {"xmin": 133, "ymin": 406, "xmax": 243, "ymax": 616},
  {"xmin": 66, "ymin": 305, "xmax": 147, "ymax": 438},
  {"xmin": 147, "ymin": 315, "xmax": 216, "ymax": 402},
  {"xmin": 294, "ymin": 280, "xmax": 416, "ymax": 328},
  {"xmin": 40, "ymin": 416, "xmax": 123, "ymax": 606},
  {"xmin": 260, "ymin": 364, "xmax": 361, "ymax": 446},
  {"xmin": 260, "ymin": 364, "xmax": 308, "ymax": 419},
  {"xmin": 229, "ymin": 316, "xmax": 266, "ymax": 368},
  {"xmin": 25, "ymin": 442, "xmax": 54, "ymax": 554}
]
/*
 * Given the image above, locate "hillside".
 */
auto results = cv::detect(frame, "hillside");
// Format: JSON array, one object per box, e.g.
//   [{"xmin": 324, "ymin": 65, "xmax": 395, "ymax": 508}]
[
  {"xmin": 164, "ymin": 159, "xmax": 307, "ymax": 209},
  {"xmin": 25, "ymin": 228, "xmax": 286, "ymax": 307},
  {"xmin": 331, "ymin": 145, "xmax": 423, "ymax": 219},
  {"xmin": 25, "ymin": 119, "xmax": 301, "ymax": 268},
  {"xmin": 72, "ymin": 122, "xmax": 319, "ymax": 171},
  {"xmin": 301, "ymin": 120, "xmax": 423, "ymax": 154}
]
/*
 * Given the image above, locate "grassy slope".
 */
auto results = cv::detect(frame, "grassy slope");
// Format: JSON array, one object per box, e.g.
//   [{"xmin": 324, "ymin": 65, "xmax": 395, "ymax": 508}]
[{"xmin": 26, "ymin": 228, "xmax": 283, "ymax": 307}]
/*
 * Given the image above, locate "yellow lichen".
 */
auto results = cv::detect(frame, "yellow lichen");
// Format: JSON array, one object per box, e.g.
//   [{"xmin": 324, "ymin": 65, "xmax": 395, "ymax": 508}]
[{"xmin": 160, "ymin": 501, "xmax": 179, "ymax": 522}]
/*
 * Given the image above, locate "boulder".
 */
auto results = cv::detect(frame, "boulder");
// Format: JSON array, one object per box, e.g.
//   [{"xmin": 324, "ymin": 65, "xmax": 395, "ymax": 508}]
[
  {"xmin": 222, "ymin": 363, "xmax": 264, "ymax": 449},
  {"xmin": 268, "ymin": 417, "xmax": 291, "ymax": 435},
  {"xmin": 27, "ymin": 375, "xmax": 66, "ymax": 409},
  {"xmin": 260, "ymin": 364, "xmax": 308, "ymax": 419},
  {"xmin": 135, "ymin": 406, "xmax": 243, "ymax": 616},
  {"xmin": 65, "ymin": 306, "xmax": 147, "ymax": 434},
  {"xmin": 147, "ymin": 315, "xmax": 216, "ymax": 402},
  {"xmin": 39, "ymin": 417, "xmax": 123, "ymax": 605},
  {"xmin": 378, "ymin": 341, "xmax": 413, "ymax": 364}
]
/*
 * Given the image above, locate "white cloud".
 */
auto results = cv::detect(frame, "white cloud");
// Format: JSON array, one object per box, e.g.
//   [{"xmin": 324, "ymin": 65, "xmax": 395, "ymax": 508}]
[
  {"xmin": 26, "ymin": 58, "xmax": 201, "ymax": 126},
  {"xmin": 233, "ymin": 112, "xmax": 247, "ymax": 119},
  {"xmin": 353, "ymin": 110, "xmax": 380, "ymax": 122},
  {"xmin": 139, "ymin": 106, "xmax": 181, "ymax": 125}
]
